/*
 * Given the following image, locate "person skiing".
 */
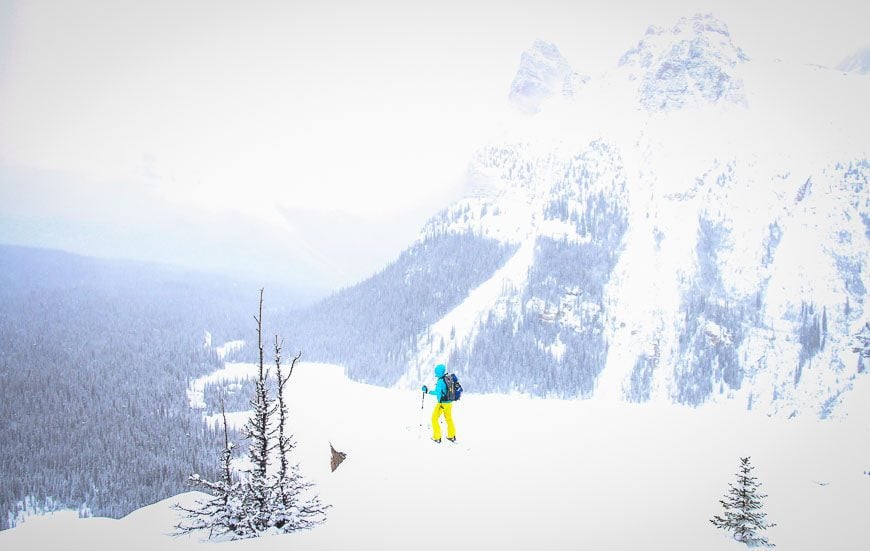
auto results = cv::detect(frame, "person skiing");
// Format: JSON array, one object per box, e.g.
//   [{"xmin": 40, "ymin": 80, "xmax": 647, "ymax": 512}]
[{"xmin": 421, "ymin": 363, "xmax": 456, "ymax": 443}]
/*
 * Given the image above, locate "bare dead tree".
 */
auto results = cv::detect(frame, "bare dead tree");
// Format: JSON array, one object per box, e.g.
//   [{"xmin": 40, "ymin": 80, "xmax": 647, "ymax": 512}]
[
  {"xmin": 246, "ymin": 288, "xmax": 274, "ymax": 483},
  {"xmin": 273, "ymin": 339, "xmax": 301, "ymax": 506}
]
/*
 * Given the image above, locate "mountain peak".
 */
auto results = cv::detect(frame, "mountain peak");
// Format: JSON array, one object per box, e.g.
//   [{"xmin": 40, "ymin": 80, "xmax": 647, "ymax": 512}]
[
  {"xmin": 508, "ymin": 39, "xmax": 589, "ymax": 114},
  {"xmin": 619, "ymin": 13, "xmax": 749, "ymax": 111}
]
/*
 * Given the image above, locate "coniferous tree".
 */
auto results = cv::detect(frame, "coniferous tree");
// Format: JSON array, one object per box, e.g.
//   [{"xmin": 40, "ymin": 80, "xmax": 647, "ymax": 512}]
[
  {"xmin": 273, "ymin": 338, "xmax": 297, "ymax": 506},
  {"xmin": 176, "ymin": 289, "xmax": 328, "ymax": 539},
  {"xmin": 270, "ymin": 341, "xmax": 328, "ymax": 530},
  {"xmin": 175, "ymin": 398, "xmax": 244, "ymax": 538},
  {"xmin": 711, "ymin": 456, "xmax": 776, "ymax": 547},
  {"xmin": 241, "ymin": 288, "xmax": 277, "ymax": 530}
]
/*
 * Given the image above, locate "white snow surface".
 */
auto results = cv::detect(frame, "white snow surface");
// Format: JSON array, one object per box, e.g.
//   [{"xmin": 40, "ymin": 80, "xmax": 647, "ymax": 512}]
[{"xmin": 4, "ymin": 361, "xmax": 868, "ymax": 551}]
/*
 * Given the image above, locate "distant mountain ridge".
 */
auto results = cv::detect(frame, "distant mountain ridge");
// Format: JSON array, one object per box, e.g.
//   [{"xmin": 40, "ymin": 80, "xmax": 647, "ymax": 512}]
[
  {"xmin": 291, "ymin": 13, "xmax": 870, "ymax": 418},
  {"xmin": 618, "ymin": 13, "xmax": 749, "ymax": 111},
  {"xmin": 508, "ymin": 39, "xmax": 589, "ymax": 113}
]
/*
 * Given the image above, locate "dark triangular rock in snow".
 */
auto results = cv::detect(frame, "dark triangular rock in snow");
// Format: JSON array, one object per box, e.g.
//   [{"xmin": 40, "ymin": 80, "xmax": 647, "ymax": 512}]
[{"xmin": 330, "ymin": 442, "xmax": 347, "ymax": 472}]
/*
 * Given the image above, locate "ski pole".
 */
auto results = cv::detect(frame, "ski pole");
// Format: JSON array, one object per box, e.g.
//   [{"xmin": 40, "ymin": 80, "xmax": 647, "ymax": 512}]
[{"xmin": 421, "ymin": 388, "xmax": 426, "ymax": 410}]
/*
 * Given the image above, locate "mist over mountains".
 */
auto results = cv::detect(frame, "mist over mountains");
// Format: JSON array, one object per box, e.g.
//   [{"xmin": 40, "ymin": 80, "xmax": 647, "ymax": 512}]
[{"xmin": 0, "ymin": 164, "xmax": 436, "ymax": 300}]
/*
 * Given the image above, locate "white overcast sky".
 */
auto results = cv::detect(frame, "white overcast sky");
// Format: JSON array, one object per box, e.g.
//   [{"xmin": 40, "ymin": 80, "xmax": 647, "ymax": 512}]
[{"xmin": 0, "ymin": 0, "xmax": 868, "ymax": 223}]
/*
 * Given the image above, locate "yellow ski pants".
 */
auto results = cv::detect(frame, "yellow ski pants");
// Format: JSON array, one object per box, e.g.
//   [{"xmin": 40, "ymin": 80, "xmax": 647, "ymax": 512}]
[{"xmin": 431, "ymin": 402, "xmax": 455, "ymax": 440}]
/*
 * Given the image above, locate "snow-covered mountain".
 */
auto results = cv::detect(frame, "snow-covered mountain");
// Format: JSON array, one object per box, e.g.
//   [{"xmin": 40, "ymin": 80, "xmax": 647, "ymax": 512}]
[
  {"xmin": 294, "ymin": 13, "xmax": 870, "ymax": 419},
  {"xmin": 618, "ymin": 13, "xmax": 749, "ymax": 111},
  {"xmin": 508, "ymin": 39, "xmax": 589, "ymax": 113}
]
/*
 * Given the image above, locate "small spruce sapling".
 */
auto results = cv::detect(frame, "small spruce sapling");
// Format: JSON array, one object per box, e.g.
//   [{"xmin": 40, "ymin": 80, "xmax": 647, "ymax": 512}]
[{"xmin": 711, "ymin": 456, "xmax": 776, "ymax": 548}]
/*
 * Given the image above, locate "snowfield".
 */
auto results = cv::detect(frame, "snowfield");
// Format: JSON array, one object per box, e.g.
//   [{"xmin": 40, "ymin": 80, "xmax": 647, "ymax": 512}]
[{"xmin": 3, "ymin": 361, "xmax": 868, "ymax": 551}]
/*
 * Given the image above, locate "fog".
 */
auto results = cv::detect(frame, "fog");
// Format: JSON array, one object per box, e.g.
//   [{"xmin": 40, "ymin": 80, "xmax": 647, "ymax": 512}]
[{"xmin": 1, "ymin": 0, "xmax": 867, "ymax": 292}]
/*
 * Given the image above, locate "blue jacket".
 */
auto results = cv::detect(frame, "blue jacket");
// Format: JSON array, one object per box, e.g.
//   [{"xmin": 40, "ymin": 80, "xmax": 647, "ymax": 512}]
[{"xmin": 427, "ymin": 364, "xmax": 452, "ymax": 403}]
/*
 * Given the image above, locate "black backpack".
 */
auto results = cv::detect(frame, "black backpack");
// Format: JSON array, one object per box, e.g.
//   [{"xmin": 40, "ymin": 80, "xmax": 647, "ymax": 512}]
[{"xmin": 440, "ymin": 373, "xmax": 463, "ymax": 402}]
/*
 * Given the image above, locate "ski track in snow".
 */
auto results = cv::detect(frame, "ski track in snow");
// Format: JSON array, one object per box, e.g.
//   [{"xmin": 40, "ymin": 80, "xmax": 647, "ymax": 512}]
[{"xmin": 4, "ymin": 362, "xmax": 869, "ymax": 551}]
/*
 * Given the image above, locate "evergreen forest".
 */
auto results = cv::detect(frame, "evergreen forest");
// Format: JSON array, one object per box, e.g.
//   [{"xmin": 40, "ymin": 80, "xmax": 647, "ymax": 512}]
[{"xmin": 0, "ymin": 245, "xmax": 298, "ymax": 529}]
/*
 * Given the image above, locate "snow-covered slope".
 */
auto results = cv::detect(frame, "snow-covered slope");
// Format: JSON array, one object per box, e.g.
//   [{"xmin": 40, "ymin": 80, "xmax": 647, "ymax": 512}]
[
  {"xmin": 283, "ymin": 12, "xmax": 869, "ymax": 417},
  {"xmin": 3, "ymin": 361, "xmax": 868, "ymax": 550}
]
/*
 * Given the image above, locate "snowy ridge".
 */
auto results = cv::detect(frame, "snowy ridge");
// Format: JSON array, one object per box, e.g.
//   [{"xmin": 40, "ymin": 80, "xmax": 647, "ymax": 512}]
[
  {"xmin": 3, "ymin": 361, "xmax": 869, "ymax": 550},
  {"xmin": 400, "ymin": 143, "xmax": 572, "ymax": 388},
  {"xmin": 399, "ymin": 236, "xmax": 536, "ymax": 388}
]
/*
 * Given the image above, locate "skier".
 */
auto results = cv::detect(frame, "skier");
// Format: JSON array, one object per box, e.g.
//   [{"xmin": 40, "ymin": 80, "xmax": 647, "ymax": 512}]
[{"xmin": 421, "ymin": 363, "xmax": 456, "ymax": 443}]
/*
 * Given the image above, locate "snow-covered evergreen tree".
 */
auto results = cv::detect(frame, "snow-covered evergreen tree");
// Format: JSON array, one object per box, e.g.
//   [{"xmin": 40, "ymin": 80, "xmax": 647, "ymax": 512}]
[
  {"xmin": 240, "ymin": 289, "xmax": 278, "ymax": 532},
  {"xmin": 175, "ymin": 399, "xmax": 245, "ymax": 538},
  {"xmin": 176, "ymin": 289, "xmax": 328, "ymax": 539},
  {"xmin": 269, "ymin": 339, "xmax": 329, "ymax": 531},
  {"xmin": 711, "ymin": 456, "xmax": 776, "ymax": 547}
]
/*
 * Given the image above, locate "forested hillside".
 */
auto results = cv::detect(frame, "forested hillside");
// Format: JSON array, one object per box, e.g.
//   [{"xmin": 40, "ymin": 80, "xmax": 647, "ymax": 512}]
[
  {"xmin": 280, "ymin": 233, "xmax": 519, "ymax": 386},
  {"xmin": 0, "ymin": 246, "xmax": 294, "ymax": 529}
]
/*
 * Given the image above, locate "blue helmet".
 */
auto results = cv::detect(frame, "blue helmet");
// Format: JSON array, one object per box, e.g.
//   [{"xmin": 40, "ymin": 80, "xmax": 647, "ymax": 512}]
[{"xmin": 434, "ymin": 364, "xmax": 446, "ymax": 377}]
